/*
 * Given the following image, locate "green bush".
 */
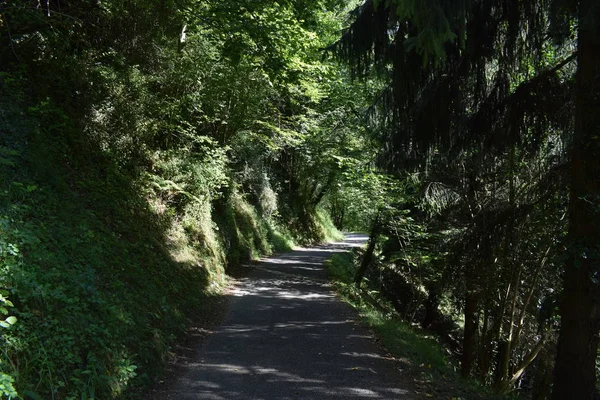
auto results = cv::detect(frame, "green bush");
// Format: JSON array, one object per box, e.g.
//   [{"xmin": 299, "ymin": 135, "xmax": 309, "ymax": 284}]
[{"xmin": 0, "ymin": 1, "xmax": 361, "ymax": 397}]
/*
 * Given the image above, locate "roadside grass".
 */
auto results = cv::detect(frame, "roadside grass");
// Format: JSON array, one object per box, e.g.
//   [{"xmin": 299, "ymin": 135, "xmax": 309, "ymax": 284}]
[
  {"xmin": 326, "ymin": 251, "xmax": 515, "ymax": 400},
  {"xmin": 316, "ymin": 209, "xmax": 345, "ymax": 242}
]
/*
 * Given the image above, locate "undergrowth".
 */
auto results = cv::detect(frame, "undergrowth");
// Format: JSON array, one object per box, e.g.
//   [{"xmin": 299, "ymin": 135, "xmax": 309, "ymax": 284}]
[
  {"xmin": 0, "ymin": 1, "xmax": 349, "ymax": 396},
  {"xmin": 0, "ymin": 89, "xmax": 334, "ymax": 399},
  {"xmin": 326, "ymin": 251, "xmax": 516, "ymax": 400},
  {"xmin": 316, "ymin": 210, "xmax": 345, "ymax": 243}
]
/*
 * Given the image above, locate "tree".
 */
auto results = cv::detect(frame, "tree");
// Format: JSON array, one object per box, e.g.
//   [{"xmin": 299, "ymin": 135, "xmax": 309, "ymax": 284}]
[
  {"xmin": 0, "ymin": 0, "xmax": 364, "ymax": 397},
  {"xmin": 552, "ymin": 1, "xmax": 600, "ymax": 398},
  {"xmin": 333, "ymin": 0, "xmax": 599, "ymax": 396}
]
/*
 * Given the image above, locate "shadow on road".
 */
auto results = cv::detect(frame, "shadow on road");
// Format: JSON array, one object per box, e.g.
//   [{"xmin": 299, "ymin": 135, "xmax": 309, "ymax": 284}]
[{"xmin": 152, "ymin": 233, "xmax": 419, "ymax": 399}]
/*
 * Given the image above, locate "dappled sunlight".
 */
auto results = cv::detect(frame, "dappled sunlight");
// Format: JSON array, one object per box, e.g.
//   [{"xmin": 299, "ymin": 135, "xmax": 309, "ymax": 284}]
[
  {"xmin": 174, "ymin": 361, "xmax": 413, "ymax": 399},
  {"xmin": 192, "ymin": 381, "xmax": 221, "ymax": 389},
  {"xmin": 216, "ymin": 320, "xmax": 355, "ymax": 337},
  {"xmin": 285, "ymin": 320, "xmax": 352, "ymax": 326},
  {"xmin": 346, "ymin": 334, "xmax": 375, "ymax": 339},
  {"xmin": 341, "ymin": 352, "xmax": 392, "ymax": 361},
  {"xmin": 230, "ymin": 280, "xmax": 334, "ymax": 301},
  {"xmin": 161, "ymin": 235, "xmax": 416, "ymax": 399},
  {"xmin": 328, "ymin": 233, "xmax": 369, "ymax": 248},
  {"xmin": 302, "ymin": 386, "xmax": 381, "ymax": 397},
  {"xmin": 278, "ymin": 291, "xmax": 334, "ymax": 300},
  {"xmin": 261, "ymin": 258, "xmax": 323, "ymax": 267},
  {"xmin": 248, "ymin": 367, "xmax": 326, "ymax": 383},
  {"xmin": 293, "ymin": 247, "xmax": 348, "ymax": 253}
]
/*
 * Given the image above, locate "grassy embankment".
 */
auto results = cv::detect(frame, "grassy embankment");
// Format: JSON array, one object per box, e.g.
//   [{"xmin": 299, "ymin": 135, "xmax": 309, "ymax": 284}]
[
  {"xmin": 326, "ymin": 250, "xmax": 515, "ymax": 400},
  {"xmin": 0, "ymin": 94, "xmax": 340, "ymax": 399}
]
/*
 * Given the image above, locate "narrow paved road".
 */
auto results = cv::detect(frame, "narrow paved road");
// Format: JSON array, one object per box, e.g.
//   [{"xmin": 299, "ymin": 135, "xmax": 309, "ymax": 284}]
[{"xmin": 160, "ymin": 234, "xmax": 416, "ymax": 399}]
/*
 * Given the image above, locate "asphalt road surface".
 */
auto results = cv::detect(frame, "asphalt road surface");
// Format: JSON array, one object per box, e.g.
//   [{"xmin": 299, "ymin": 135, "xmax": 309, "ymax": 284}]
[{"xmin": 160, "ymin": 233, "xmax": 416, "ymax": 399}]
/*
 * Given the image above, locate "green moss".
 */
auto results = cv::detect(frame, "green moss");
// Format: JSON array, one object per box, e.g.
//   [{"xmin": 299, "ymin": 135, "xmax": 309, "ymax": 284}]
[{"xmin": 316, "ymin": 209, "xmax": 344, "ymax": 242}]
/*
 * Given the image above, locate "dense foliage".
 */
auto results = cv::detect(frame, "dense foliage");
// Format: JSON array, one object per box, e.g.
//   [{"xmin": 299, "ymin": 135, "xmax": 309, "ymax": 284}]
[
  {"xmin": 0, "ymin": 1, "xmax": 376, "ymax": 398},
  {"xmin": 332, "ymin": 0, "xmax": 599, "ymax": 399},
  {"xmin": 1, "ymin": 0, "xmax": 598, "ymax": 399}
]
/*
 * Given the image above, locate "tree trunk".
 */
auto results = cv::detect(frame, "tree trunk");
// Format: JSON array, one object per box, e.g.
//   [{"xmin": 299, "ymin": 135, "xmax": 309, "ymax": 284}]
[
  {"xmin": 552, "ymin": 2, "xmax": 600, "ymax": 399},
  {"xmin": 422, "ymin": 286, "xmax": 440, "ymax": 329},
  {"xmin": 532, "ymin": 347, "xmax": 553, "ymax": 400},
  {"xmin": 495, "ymin": 262, "xmax": 523, "ymax": 389},
  {"xmin": 478, "ymin": 305, "xmax": 493, "ymax": 382},
  {"xmin": 494, "ymin": 339, "xmax": 509, "ymax": 385},
  {"xmin": 461, "ymin": 172, "xmax": 481, "ymax": 378},
  {"xmin": 461, "ymin": 270, "xmax": 480, "ymax": 377},
  {"xmin": 354, "ymin": 217, "xmax": 379, "ymax": 286},
  {"xmin": 508, "ymin": 336, "xmax": 547, "ymax": 389}
]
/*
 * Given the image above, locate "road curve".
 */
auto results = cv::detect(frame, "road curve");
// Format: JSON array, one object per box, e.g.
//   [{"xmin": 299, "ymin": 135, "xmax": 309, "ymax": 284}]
[{"xmin": 159, "ymin": 233, "xmax": 417, "ymax": 399}]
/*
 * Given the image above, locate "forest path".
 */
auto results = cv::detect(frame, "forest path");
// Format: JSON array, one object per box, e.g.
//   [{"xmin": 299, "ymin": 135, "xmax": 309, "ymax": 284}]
[{"xmin": 155, "ymin": 233, "xmax": 417, "ymax": 399}]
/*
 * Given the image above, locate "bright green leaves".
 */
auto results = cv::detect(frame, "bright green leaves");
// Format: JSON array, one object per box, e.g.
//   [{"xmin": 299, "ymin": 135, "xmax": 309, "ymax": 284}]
[
  {"xmin": 148, "ymin": 140, "xmax": 230, "ymax": 206},
  {"xmin": 253, "ymin": 120, "xmax": 306, "ymax": 150},
  {"xmin": 197, "ymin": 1, "xmax": 316, "ymax": 79},
  {"xmin": 0, "ymin": 0, "xmax": 384, "ymax": 397},
  {"xmin": 189, "ymin": 0, "xmax": 344, "ymax": 107},
  {"xmin": 0, "ymin": 291, "xmax": 16, "ymax": 329},
  {"xmin": 0, "ymin": 372, "xmax": 18, "ymax": 399},
  {"xmin": 0, "ymin": 290, "xmax": 18, "ymax": 397},
  {"xmin": 0, "ymin": 316, "xmax": 16, "ymax": 329}
]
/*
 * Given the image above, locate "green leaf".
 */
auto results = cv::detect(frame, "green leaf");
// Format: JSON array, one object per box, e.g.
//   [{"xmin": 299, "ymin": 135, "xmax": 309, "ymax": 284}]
[
  {"xmin": 22, "ymin": 390, "xmax": 44, "ymax": 400},
  {"xmin": 0, "ymin": 157, "xmax": 15, "ymax": 166}
]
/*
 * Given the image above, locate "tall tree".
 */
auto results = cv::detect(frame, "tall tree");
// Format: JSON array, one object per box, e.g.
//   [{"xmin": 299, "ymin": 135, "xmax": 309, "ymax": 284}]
[
  {"xmin": 552, "ymin": 1, "xmax": 600, "ymax": 398},
  {"xmin": 333, "ymin": 0, "xmax": 599, "ymax": 396}
]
